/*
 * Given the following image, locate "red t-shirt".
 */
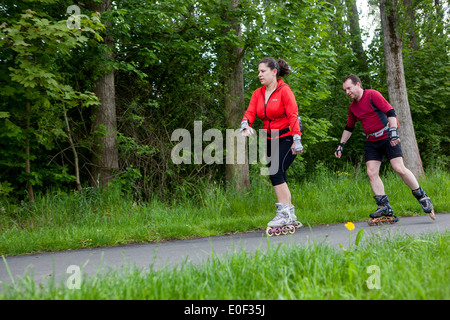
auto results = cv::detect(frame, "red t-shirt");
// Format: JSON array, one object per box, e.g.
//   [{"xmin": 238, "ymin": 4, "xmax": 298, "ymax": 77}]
[
  {"xmin": 242, "ymin": 79, "xmax": 301, "ymax": 139},
  {"xmin": 346, "ymin": 89, "xmax": 394, "ymax": 141}
]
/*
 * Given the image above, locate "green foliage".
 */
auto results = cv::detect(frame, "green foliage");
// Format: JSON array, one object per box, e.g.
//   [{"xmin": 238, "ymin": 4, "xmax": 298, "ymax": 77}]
[
  {"xmin": 0, "ymin": 181, "xmax": 14, "ymax": 198},
  {"xmin": 0, "ymin": 4, "xmax": 104, "ymax": 196},
  {"xmin": 0, "ymin": 0, "xmax": 448, "ymax": 201}
]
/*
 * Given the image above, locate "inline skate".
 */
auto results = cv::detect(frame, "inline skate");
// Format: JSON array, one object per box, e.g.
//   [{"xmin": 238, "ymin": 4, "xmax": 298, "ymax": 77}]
[
  {"xmin": 368, "ymin": 195, "xmax": 399, "ymax": 226},
  {"xmin": 266, "ymin": 203, "xmax": 300, "ymax": 237},
  {"xmin": 412, "ymin": 187, "xmax": 435, "ymax": 220}
]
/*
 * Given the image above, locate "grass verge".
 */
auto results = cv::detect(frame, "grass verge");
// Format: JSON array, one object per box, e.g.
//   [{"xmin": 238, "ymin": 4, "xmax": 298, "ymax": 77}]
[
  {"xmin": 0, "ymin": 167, "xmax": 449, "ymax": 256},
  {"xmin": 1, "ymin": 231, "xmax": 449, "ymax": 299}
]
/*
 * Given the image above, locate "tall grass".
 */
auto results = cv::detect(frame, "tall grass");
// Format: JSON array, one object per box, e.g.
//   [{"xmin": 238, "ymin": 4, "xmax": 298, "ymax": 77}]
[
  {"xmin": 1, "ymin": 231, "xmax": 449, "ymax": 300},
  {"xmin": 0, "ymin": 167, "xmax": 449, "ymax": 256}
]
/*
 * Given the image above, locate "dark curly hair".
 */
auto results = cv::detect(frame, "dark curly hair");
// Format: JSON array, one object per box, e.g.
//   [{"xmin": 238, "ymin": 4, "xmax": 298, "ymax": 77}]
[{"xmin": 259, "ymin": 58, "xmax": 290, "ymax": 77}]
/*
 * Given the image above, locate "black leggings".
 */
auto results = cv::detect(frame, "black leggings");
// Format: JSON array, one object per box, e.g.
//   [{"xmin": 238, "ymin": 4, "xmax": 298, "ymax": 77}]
[{"xmin": 266, "ymin": 136, "xmax": 297, "ymax": 186}]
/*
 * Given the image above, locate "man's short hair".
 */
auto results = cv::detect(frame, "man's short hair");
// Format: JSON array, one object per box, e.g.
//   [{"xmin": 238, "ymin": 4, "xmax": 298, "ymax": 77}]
[{"xmin": 343, "ymin": 74, "xmax": 362, "ymax": 86}]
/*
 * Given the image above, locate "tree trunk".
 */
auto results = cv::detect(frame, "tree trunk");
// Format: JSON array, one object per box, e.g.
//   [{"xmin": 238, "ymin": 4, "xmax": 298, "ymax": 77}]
[
  {"xmin": 345, "ymin": 0, "xmax": 371, "ymax": 87},
  {"xmin": 379, "ymin": 0, "xmax": 425, "ymax": 179},
  {"xmin": 25, "ymin": 101, "xmax": 34, "ymax": 203},
  {"xmin": 435, "ymin": 0, "xmax": 440, "ymax": 15},
  {"xmin": 434, "ymin": 0, "xmax": 444, "ymax": 35},
  {"xmin": 89, "ymin": 0, "xmax": 119, "ymax": 187},
  {"xmin": 222, "ymin": 0, "xmax": 250, "ymax": 190},
  {"xmin": 403, "ymin": 0, "xmax": 419, "ymax": 51},
  {"xmin": 63, "ymin": 105, "xmax": 82, "ymax": 191}
]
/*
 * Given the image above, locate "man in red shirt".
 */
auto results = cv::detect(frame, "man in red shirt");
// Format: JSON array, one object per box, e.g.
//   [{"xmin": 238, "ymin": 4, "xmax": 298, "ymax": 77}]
[{"xmin": 335, "ymin": 74, "xmax": 435, "ymax": 224}]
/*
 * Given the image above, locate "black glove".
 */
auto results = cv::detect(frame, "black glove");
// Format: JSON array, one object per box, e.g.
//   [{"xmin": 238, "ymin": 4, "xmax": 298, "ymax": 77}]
[{"xmin": 335, "ymin": 142, "xmax": 345, "ymax": 155}]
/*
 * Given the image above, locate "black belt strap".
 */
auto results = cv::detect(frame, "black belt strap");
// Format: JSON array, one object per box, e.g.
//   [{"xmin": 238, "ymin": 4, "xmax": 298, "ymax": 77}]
[{"xmin": 266, "ymin": 127, "xmax": 290, "ymax": 138}]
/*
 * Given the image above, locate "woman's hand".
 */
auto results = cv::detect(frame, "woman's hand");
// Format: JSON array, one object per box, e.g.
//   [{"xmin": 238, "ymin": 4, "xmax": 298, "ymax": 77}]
[
  {"xmin": 240, "ymin": 120, "xmax": 255, "ymax": 136},
  {"xmin": 291, "ymin": 134, "xmax": 303, "ymax": 154},
  {"xmin": 241, "ymin": 127, "xmax": 255, "ymax": 137},
  {"xmin": 291, "ymin": 143, "xmax": 303, "ymax": 155}
]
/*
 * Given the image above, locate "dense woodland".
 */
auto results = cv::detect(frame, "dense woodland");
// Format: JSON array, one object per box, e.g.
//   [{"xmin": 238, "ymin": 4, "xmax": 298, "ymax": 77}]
[{"xmin": 0, "ymin": 0, "xmax": 448, "ymax": 203}]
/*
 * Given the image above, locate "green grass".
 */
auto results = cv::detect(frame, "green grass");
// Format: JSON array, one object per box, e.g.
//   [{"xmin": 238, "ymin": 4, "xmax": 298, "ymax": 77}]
[
  {"xmin": 1, "ymin": 231, "xmax": 449, "ymax": 299},
  {"xmin": 0, "ymin": 167, "xmax": 449, "ymax": 256}
]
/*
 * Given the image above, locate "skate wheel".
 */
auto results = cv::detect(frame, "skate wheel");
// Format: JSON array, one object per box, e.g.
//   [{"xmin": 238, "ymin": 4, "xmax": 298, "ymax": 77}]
[
  {"xmin": 272, "ymin": 227, "xmax": 281, "ymax": 236},
  {"xmin": 390, "ymin": 216, "xmax": 399, "ymax": 224},
  {"xmin": 368, "ymin": 220, "xmax": 377, "ymax": 226},
  {"xmin": 294, "ymin": 221, "xmax": 303, "ymax": 229},
  {"xmin": 281, "ymin": 226, "xmax": 288, "ymax": 235},
  {"xmin": 288, "ymin": 226, "xmax": 295, "ymax": 234},
  {"xmin": 266, "ymin": 227, "xmax": 273, "ymax": 237}
]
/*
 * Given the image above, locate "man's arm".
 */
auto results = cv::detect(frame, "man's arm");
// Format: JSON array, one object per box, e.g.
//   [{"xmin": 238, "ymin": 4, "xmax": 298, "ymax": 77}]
[
  {"xmin": 335, "ymin": 130, "xmax": 353, "ymax": 158},
  {"xmin": 337, "ymin": 106, "xmax": 357, "ymax": 158}
]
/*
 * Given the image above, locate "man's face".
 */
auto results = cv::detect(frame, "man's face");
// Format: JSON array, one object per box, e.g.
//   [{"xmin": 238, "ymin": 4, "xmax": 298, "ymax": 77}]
[{"xmin": 343, "ymin": 79, "xmax": 363, "ymax": 100}]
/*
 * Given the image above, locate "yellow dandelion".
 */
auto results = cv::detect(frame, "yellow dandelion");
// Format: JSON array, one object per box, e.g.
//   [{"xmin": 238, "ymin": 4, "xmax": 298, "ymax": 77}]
[{"xmin": 345, "ymin": 222, "xmax": 355, "ymax": 231}]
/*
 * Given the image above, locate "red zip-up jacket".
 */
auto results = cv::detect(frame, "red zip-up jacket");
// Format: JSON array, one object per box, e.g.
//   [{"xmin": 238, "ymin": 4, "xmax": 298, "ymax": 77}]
[{"xmin": 242, "ymin": 79, "xmax": 301, "ymax": 139}]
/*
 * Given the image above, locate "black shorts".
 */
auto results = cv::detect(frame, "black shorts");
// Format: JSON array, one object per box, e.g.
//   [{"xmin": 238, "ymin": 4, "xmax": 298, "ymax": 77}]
[
  {"xmin": 364, "ymin": 139, "xmax": 403, "ymax": 162},
  {"xmin": 266, "ymin": 136, "xmax": 297, "ymax": 186}
]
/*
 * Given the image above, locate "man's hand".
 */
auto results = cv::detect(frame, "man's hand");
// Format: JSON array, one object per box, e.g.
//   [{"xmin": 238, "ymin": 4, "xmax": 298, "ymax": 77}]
[
  {"xmin": 388, "ymin": 127, "xmax": 400, "ymax": 147},
  {"xmin": 335, "ymin": 142, "xmax": 345, "ymax": 158}
]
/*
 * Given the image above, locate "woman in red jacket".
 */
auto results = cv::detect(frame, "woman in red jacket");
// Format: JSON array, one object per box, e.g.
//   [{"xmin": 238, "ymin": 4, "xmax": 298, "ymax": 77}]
[{"xmin": 240, "ymin": 58, "xmax": 303, "ymax": 233}]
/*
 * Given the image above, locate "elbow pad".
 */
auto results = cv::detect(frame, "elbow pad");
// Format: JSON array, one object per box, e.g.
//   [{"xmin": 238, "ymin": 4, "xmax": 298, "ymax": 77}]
[
  {"xmin": 386, "ymin": 109, "xmax": 397, "ymax": 118},
  {"xmin": 345, "ymin": 126, "xmax": 355, "ymax": 133}
]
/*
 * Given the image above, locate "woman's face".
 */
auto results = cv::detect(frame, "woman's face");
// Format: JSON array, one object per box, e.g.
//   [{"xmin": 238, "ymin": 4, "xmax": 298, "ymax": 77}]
[{"xmin": 258, "ymin": 63, "xmax": 277, "ymax": 86}]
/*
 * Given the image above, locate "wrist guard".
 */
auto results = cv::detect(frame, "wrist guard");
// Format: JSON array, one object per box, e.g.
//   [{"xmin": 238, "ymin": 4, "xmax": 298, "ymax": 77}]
[
  {"xmin": 240, "ymin": 120, "xmax": 250, "ymax": 132},
  {"xmin": 335, "ymin": 142, "xmax": 345, "ymax": 154},
  {"xmin": 388, "ymin": 127, "xmax": 399, "ymax": 141},
  {"xmin": 293, "ymin": 134, "xmax": 303, "ymax": 152}
]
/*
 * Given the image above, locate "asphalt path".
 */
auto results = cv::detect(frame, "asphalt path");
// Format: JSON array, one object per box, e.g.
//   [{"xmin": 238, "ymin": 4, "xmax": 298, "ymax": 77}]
[{"xmin": 1, "ymin": 213, "xmax": 449, "ymax": 289}]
